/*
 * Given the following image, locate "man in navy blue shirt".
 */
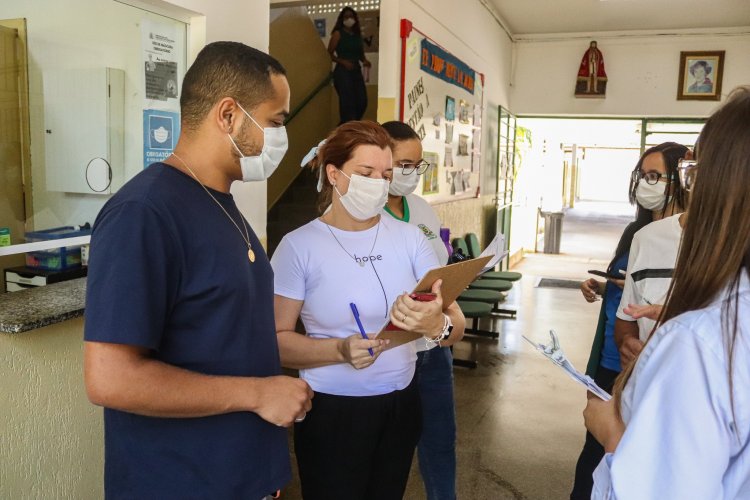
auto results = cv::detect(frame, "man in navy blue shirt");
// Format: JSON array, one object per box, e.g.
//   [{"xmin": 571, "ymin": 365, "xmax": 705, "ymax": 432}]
[{"xmin": 84, "ymin": 42, "xmax": 313, "ymax": 499}]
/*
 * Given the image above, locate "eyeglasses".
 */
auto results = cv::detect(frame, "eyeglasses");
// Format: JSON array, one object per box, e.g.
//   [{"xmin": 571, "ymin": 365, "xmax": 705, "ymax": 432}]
[
  {"xmin": 395, "ymin": 160, "xmax": 431, "ymax": 175},
  {"xmin": 677, "ymin": 159, "xmax": 698, "ymax": 191},
  {"xmin": 631, "ymin": 170, "xmax": 669, "ymax": 185}
]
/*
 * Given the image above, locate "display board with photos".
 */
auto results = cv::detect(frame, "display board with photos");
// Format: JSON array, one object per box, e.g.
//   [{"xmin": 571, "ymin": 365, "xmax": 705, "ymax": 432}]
[{"xmin": 399, "ymin": 19, "xmax": 484, "ymax": 203}]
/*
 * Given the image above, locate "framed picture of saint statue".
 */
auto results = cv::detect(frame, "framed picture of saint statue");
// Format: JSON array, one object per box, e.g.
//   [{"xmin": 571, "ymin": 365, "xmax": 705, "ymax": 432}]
[{"xmin": 677, "ymin": 51, "xmax": 724, "ymax": 101}]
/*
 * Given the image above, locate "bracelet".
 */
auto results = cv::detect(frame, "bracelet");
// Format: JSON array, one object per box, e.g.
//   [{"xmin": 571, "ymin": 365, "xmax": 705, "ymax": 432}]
[{"xmin": 423, "ymin": 314, "xmax": 452, "ymax": 348}]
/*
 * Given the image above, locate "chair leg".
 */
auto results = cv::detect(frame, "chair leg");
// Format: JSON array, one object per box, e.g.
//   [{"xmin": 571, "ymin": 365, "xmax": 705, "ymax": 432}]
[
  {"xmin": 464, "ymin": 316, "xmax": 500, "ymax": 339},
  {"xmin": 451, "ymin": 345, "xmax": 477, "ymax": 369},
  {"xmin": 490, "ymin": 305, "xmax": 517, "ymax": 319},
  {"xmin": 452, "ymin": 357, "xmax": 478, "ymax": 369}
]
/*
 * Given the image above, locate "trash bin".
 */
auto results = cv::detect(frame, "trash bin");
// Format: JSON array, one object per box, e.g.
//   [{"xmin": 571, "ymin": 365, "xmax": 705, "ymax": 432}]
[{"xmin": 541, "ymin": 211, "xmax": 564, "ymax": 254}]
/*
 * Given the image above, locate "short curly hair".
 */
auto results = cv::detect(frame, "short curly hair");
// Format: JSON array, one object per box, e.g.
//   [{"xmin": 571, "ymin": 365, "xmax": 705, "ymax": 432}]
[{"xmin": 689, "ymin": 60, "xmax": 712, "ymax": 76}]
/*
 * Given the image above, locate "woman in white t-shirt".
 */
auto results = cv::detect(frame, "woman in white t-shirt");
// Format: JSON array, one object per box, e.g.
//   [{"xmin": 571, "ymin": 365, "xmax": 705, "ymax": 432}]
[
  {"xmin": 271, "ymin": 120, "xmax": 465, "ymax": 500},
  {"xmin": 584, "ymin": 86, "xmax": 750, "ymax": 499},
  {"xmin": 381, "ymin": 120, "xmax": 461, "ymax": 500}
]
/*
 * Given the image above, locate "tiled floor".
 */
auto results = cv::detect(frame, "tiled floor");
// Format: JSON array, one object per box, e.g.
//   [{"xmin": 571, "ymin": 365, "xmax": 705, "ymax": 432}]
[{"xmin": 284, "ymin": 201, "xmax": 633, "ymax": 499}]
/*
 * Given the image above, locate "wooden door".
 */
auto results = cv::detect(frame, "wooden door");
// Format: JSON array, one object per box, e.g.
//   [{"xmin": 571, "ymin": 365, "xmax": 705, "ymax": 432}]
[{"xmin": 0, "ymin": 24, "xmax": 26, "ymax": 278}]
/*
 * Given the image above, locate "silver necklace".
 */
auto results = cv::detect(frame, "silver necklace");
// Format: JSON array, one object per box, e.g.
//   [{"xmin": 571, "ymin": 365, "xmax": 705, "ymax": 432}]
[
  {"xmin": 324, "ymin": 219, "xmax": 380, "ymax": 267},
  {"xmin": 171, "ymin": 153, "xmax": 255, "ymax": 263}
]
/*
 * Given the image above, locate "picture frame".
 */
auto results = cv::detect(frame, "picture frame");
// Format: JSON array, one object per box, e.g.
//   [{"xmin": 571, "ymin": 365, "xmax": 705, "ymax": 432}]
[
  {"xmin": 421, "ymin": 152, "xmax": 440, "ymax": 195},
  {"xmin": 458, "ymin": 99, "xmax": 470, "ymax": 124},
  {"xmin": 444, "ymin": 96, "xmax": 455, "ymax": 121},
  {"xmin": 677, "ymin": 51, "xmax": 724, "ymax": 101}
]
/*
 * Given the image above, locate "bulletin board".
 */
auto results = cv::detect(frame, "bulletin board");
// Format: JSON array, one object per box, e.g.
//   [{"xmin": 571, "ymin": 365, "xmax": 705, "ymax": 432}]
[{"xmin": 399, "ymin": 19, "xmax": 485, "ymax": 203}]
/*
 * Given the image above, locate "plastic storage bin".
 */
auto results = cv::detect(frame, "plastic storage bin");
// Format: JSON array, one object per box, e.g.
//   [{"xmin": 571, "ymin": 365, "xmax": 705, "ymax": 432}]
[{"xmin": 25, "ymin": 226, "xmax": 91, "ymax": 271}]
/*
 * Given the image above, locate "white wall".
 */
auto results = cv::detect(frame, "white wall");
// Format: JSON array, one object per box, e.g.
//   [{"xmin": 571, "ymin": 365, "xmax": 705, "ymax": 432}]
[
  {"xmin": 0, "ymin": 1, "xmax": 187, "ymax": 232},
  {"xmin": 511, "ymin": 30, "xmax": 750, "ymax": 117},
  {"xmin": 1, "ymin": 0, "xmax": 272, "ymax": 243},
  {"xmin": 379, "ymin": 0, "xmax": 513, "ymax": 118}
]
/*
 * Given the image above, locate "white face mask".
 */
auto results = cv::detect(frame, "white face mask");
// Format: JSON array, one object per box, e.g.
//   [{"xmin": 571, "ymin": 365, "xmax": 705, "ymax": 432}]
[
  {"xmin": 228, "ymin": 103, "xmax": 288, "ymax": 182},
  {"xmin": 389, "ymin": 168, "xmax": 420, "ymax": 196},
  {"xmin": 343, "ymin": 18, "xmax": 356, "ymax": 28},
  {"xmin": 335, "ymin": 171, "xmax": 389, "ymax": 221},
  {"xmin": 636, "ymin": 181, "xmax": 668, "ymax": 211}
]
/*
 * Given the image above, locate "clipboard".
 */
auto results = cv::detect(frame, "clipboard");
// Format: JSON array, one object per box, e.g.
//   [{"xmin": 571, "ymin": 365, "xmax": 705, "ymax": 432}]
[{"xmin": 377, "ymin": 255, "xmax": 493, "ymax": 349}]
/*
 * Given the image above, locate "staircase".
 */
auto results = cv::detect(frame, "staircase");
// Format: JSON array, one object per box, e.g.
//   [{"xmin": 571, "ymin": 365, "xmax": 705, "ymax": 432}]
[{"xmin": 267, "ymin": 167, "xmax": 321, "ymax": 257}]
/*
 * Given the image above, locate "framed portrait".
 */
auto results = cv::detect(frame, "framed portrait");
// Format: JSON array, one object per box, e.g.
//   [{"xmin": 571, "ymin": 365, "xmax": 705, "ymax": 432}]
[{"xmin": 677, "ymin": 51, "xmax": 724, "ymax": 101}]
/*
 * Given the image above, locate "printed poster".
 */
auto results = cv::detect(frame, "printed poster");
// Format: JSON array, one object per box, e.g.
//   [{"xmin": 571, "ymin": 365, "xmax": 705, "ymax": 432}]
[
  {"xmin": 142, "ymin": 19, "xmax": 182, "ymax": 104},
  {"xmin": 143, "ymin": 109, "xmax": 180, "ymax": 169}
]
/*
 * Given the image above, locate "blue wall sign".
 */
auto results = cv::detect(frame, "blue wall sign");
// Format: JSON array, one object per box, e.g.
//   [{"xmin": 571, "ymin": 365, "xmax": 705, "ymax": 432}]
[{"xmin": 143, "ymin": 109, "xmax": 180, "ymax": 169}]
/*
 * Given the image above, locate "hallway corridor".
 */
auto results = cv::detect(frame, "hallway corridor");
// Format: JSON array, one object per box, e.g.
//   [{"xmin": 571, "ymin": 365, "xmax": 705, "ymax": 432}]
[{"xmin": 410, "ymin": 201, "xmax": 633, "ymax": 499}]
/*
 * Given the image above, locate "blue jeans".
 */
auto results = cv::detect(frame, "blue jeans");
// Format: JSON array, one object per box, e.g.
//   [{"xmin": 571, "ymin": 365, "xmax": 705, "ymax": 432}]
[{"xmin": 416, "ymin": 347, "xmax": 457, "ymax": 500}]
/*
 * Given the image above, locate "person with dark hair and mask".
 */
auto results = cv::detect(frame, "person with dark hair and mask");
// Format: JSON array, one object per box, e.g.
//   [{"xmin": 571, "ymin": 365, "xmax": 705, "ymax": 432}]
[
  {"xmin": 272, "ymin": 120, "xmax": 465, "ymax": 500},
  {"xmin": 613, "ymin": 142, "xmax": 692, "ymax": 368},
  {"xmin": 83, "ymin": 42, "xmax": 313, "ymax": 499},
  {"xmin": 328, "ymin": 6, "xmax": 370, "ymax": 123},
  {"xmin": 570, "ymin": 142, "xmax": 689, "ymax": 500},
  {"xmin": 381, "ymin": 120, "xmax": 458, "ymax": 500}
]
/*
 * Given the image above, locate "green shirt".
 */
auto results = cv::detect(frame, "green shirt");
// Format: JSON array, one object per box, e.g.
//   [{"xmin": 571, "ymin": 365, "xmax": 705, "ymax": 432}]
[
  {"xmin": 384, "ymin": 197, "xmax": 410, "ymax": 222},
  {"xmin": 335, "ymin": 29, "xmax": 364, "ymax": 63}
]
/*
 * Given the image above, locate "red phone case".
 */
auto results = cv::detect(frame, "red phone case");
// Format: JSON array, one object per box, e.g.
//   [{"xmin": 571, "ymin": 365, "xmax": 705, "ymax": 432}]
[
  {"xmin": 410, "ymin": 292, "xmax": 437, "ymax": 302},
  {"xmin": 384, "ymin": 293, "xmax": 438, "ymax": 331}
]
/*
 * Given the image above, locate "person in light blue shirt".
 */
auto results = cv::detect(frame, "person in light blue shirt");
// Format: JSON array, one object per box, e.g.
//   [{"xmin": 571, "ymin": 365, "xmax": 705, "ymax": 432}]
[{"xmin": 585, "ymin": 86, "xmax": 750, "ymax": 499}]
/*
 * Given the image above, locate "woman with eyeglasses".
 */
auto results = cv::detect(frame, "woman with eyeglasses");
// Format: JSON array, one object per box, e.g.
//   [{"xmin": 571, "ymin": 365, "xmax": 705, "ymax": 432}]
[
  {"xmin": 570, "ymin": 142, "xmax": 689, "ymax": 499},
  {"xmin": 382, "ymin": 121, "xmax": 449, "ymax": 265},
  {"xmin": 613, "ymin": 142, "xmax": 692, "ymax": 369},
  {"xmin": 584, "ymin": 86, "xmax": 750, "ymax": 499},
  {"xmin": 381, "ymin": 121, "xmax": 458, "ymax": 500}
]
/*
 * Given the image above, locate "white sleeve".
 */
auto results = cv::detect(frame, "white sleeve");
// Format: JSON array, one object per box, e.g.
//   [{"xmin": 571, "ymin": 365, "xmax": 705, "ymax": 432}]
[
  {"xmin": 420, "ymin": 201, "xmax": 449, "ymax": 265},
  {"xmin": 591, "ymin": 454, "xmax": 616, "ymax": 500},
  {"xmin": 616, "ymin": 233, "xmax": 641, "ymax": 321},
  {"xmin": 411, "ymin": 226, "xmax": 441, "ymax": 280},
  {"xmin": 593, "ymin": 321, "xmax": 732, "ymax": 499},
  {"xmin": 270, "ymin": 235, "xmax": 307, "ymax": 301}
]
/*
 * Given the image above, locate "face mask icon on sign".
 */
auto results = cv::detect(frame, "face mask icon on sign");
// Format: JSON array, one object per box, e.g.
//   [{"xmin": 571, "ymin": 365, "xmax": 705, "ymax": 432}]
[{"xmin": 152, "ymin": 126, "xmax": 170, "ymax": 144}]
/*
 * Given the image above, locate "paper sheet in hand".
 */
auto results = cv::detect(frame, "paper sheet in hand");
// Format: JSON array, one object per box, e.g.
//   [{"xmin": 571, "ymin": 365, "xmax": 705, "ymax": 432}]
[
  {"xmin": 476, "ymin": 233, "xmax": 510, "ymax": 275},
  {"xmin": 523, "ymin": 330, "xmax": 611, "ymax": 401},
  {"xmin": 377, "ymin": 255, "xmax": 492, "ymax": 349}
]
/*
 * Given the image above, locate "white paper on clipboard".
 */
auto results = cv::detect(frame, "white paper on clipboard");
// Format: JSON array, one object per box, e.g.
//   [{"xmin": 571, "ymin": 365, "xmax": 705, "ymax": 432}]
[
  {"xmin": 523, "ymin": 330, "xmax": 612, "ymax": 401},
  {"xmin": 476, "ymin": 233, "xmax": 509, "ymax": 275}
]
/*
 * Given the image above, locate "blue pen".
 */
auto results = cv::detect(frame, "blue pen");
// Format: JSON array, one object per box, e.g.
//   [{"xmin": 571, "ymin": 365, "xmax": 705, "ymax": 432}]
[{"xmin": 349, "ymin": 302, "xmax": 374, "ymax": 357}]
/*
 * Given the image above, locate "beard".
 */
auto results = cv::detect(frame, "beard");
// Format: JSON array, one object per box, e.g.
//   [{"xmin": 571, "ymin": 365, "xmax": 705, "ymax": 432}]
[{"xmin": 232, "ymin": 119, "xmax": 263, "ymax": 159}]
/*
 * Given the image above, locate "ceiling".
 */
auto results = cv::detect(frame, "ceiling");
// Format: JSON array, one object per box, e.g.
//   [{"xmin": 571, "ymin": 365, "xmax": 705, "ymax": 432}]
[{"xmin": 489, "ymin": 0, "xmax": 750, "ymax": 36}]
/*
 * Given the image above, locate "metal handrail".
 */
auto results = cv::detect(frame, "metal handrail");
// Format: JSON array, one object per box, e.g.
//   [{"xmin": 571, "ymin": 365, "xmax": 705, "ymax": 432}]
[{"xmin": 285, "ymin": 72, "xmax": 333, "ymax": 126}]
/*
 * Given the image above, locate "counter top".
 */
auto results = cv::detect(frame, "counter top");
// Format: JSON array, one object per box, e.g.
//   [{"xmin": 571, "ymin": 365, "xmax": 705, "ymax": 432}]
[{"xmin": 0, "ymin": 278, "xmax": 86, "ymax": 334}]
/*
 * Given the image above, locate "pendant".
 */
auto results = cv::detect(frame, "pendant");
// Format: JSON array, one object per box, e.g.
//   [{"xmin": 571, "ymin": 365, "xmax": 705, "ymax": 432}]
[{"xmin": 248, "ymin": 248, "xmax": 255, "ymax": 263}]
